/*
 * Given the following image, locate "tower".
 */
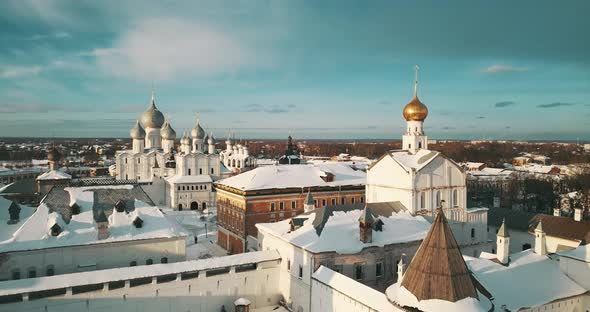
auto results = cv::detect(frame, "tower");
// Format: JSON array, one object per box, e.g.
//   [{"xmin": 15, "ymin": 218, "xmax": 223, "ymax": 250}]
[
  {"xmin": 47, "ymin": 146, "xmax": 61, "ymax": 171},
  {"xmin": 397, "ymin": 255, "xmax": 406, "ymax": 283},
  {"xmin": 180, "ymin": 131, "xmax": 191, "ymax": 154},
  {"xmin": 141, "ymin": 88, "xmax": 165, "ymax": 149},
  {"xmin": 208, "ymin": 132, "xmax": 215, "ymax": 154},
  {"xmin": 304, "ymin": 190, "xmax": 315, "ymax": 213},
  {"xmin": 496, "ymin": 218, "xmax": 510, "ymax": 264},
  {"xmin": 402, "ymin": 65, "xmax": 429, "ymax": 153},
  {"xmin": 130, "ymin": 120, "xmax": 146, "ymax": 153},
  {"xmin": 534, "ymin": 219, "xmax": 547, "ymax": 256},
  {"xmin": 358, "ymin": 204, "xmax": 374, "ymax": 243}
]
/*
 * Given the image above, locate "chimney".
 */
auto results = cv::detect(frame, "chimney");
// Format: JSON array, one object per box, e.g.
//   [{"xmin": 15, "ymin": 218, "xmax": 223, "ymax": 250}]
[
  {"xmin": 397, "ymin": 255, "xmax": 406, "ymax": 283},
  {"xmin": 358, "ymin": 204, "xmax": 374, "ymax": 243},
  {"xmin": 553, "ymin": 208, "xmax": 560, "ymax": 217},
  {"xmin": 496, "ymin": 218, "xmax": 510, "ymax": 265},
  {"xmin": 534, "ymin": 219, "xmax": 547, "ymax": 256},
  {"xmin": 574, "ymin": 208, "xmax": 583, "ymax": 222},
  {"xmin": 96, "ymin": 209, "xmax": 109, "ymax": 240}
]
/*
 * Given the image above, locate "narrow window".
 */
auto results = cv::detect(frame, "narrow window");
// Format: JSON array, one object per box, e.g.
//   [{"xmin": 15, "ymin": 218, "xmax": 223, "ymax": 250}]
[
  {"xmin": 211, "ymin": 168, "xmax": 214, "ymax": 174},
  {"xmin": 291, "ymin": 201, "xmax": 296, "ymax": 209},
  {"xmin": 351, "ymin": 197, "xmax": 356, "ymax": 204},
  {"xmin": 280, "ymin": 202, "xmax": 284, "ymax": 210},
  {"xmin": 436, "ymin": 191, "xmax": 441, "ymax": 207},
  {"xmin": 188, "ymin": 169, "xmax": 191, "ymax": 175},
  {"xmin": 376, "ymin": 262, "xmax": 383, "ymax": 277},
  {"xmin": 287, "ymin": 259, "xmax": 291, "ymax": 271},
  {"xmin": 130, "ymin": 261, "xmax": 137, "ymax": 267},
  {"xmin": 420, "ymin": 192, "xmax": 425, "ymax": 209},
  {"xmin": 453, "ymin": 189, "xmax": 458, "ymax": 207},
  {"xmin": 161, "ymin": 257, "xmax": 168, "ymax": 264},
  {"xmin": 341, "ymin": 197, "xmax": 346, "ymax": 205},
  {"xmin": 322, "ymin": 199, "xmax": 326, "ymax": 206},
  {"xmin": 355, "ymin": 265, "xmax": 362, "ymax": 280},
  {"xmin": 28, "ymin": 268, "xmax": 36, "ymax": 278},
  {"xmin": 199, "ymin": 168, "xmax": 203, "ymax": 175},
  {"xmin": 298, "ymin": 265, "xmax": 303, "ymax": 278},
  {"xmin": 471, "ymin": 228, "xmax": 475, "ymax": 239},
  {"xmin": 270, "ymin": 202, "xmax": 275, "ymax": 211},
  {"xmin": 146, "ymin": 259, "xmax": 153, "ymax": 265},
  {"xmin": 46, "ymin": 265, "xmax": 55, "ymax": 276},
  {"xmin": 360, "ymin": 196, "xmax": 364, "ymax": 203},
  {"xmin": 331, "ymin": 198, "xmax": 336, "ymax": 205},
  {"xmin": 12, "ymin": 270, "xmax": 20, "ymax": 280}
]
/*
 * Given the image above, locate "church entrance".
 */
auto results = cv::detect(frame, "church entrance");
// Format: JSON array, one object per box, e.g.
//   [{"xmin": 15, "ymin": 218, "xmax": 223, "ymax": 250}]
[{"xmin": 190, "ymin": 201, "xmax": 198, "ymax": 210}]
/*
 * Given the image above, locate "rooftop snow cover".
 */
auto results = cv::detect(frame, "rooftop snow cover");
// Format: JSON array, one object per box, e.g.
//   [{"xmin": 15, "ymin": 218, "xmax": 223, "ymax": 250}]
[
  {"xmin": 36, "ymin": 170, "xmax": 72, "ymax": 180},
  {"xmin": 387, "ymin": 149, "xmax": 440, "ymax": 172},
  {"xmin": 386, "ymin": 283, "xmax": 491, "ymax": 312},
  {"xmin": 0, "ymin": 250, "xmax": 280, "ymax": 297},
  {"xmin": 466, "ymin": 250, "xmax": 587, "ymax": 311},
  {"xmin": 0, "ymin": 185, "xmax": 187, "ymax": 253},
  {"xmin": 313, "ymin": 266, "xmax": 396, "ymax": 312},
  {"xmin": 558, "ymin": 244, "xmax": 590, "ymax": 262},
  {"xmin": 256, "ymin": 208, "xmax": 430, "ymax": 254},
  {"xmin": 0, "ymin": 197, "xmax": 36, "ymax": 242},
  {"xmin": 166, "ymin": 174, "xmax": 213, "ymax": 184},
  {"xmin": 216, "ymin": 163, "xmax": 365, "ymax": 191}
]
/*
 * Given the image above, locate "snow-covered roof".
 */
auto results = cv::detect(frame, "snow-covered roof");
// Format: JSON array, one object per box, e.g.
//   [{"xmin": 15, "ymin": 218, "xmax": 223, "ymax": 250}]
[
  {"xmin": 388, "ymin": 149, "xmax": 440, "ymax": 172},
  {"xmin": 0, "ymin": 250, "xmax": 280, "ymax": 297},
  {"xmin": 558, "ymin": 244, "xmax": 590, "ymax": 262},
  {"xmin": 0, "ymin": 186, "xmax": 187, "ymax": 253},
  {"xmin": 313, "ymin": 266, "xmax": 396, "ymax": 312},
  {"xmin": 466, "ymin": 250, "xmax": 587, "ymax": 311},
  {"xmin": 513, "ymin": 164, "xmax": 559, "ymax": 174},
  {"xmin": 0, "ymin": 197, "xmax": 36, "ymax": 242},
  {"xmin": 36, "ymin": 170, "xmax": 72, "ymax": 181},
  {"xmin": 386, "ymin": 283, "xmax": 491, "ymax": 312},
  {"xmin": 166, "ymin": 174, "xmax": 213, "ymax": 184},
  {"xmin": 216, "ymin": 163, "xmax": 365, "ymax": 191},
  {"xmin": 256, "ymin": 208, "xmax": 430, "ymax": 254}
]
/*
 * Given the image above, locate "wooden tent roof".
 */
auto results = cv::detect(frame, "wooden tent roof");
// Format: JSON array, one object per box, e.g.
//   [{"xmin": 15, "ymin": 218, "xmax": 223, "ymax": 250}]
[{"xmin": 401, "ymin": 208, "xmax": 478, "ymax": 302}]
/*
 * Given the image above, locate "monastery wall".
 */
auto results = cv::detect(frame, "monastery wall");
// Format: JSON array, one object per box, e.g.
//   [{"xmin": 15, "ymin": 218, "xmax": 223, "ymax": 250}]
[{"xmin": 0, "ymin": 236, "xmax": 186, "ymax": 281}]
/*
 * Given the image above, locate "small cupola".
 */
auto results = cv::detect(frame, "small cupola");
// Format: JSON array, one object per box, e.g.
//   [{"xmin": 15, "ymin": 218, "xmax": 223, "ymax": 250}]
[
  {"xmin": 70, "ymin": 202, "xmax": 81, "ymax": 215},
  {"xmin": 96, "ymin": 209, "xmax": 109, "ymax": 240},
  {"xmin": 133, "ymin": 216, "xmax": 144, "ymax": 228},
  {"xmin": 234, "ymin": 298, "xmax": 251, "ymax": 312},
  {"xmin": 50, "ymin": 223, "xmax": 62, "ymax": 236},
  {"xmin": 7, "ymin": 201, "xmax": 21, "ymax": 224},
  {"xmin": 114, "ymin": 200, "xmax": 126, "ymax": 213}
]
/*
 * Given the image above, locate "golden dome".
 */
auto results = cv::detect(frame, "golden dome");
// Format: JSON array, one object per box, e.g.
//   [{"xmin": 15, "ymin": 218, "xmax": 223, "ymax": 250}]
[{"xmin": 403, "ymin": 95, "xmax": 428, "ymax": 121}]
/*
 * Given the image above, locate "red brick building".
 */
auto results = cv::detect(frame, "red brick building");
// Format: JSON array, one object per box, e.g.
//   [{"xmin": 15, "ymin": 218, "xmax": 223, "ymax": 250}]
[{"xmin": 215, "ymin": 163, "xmax": 366, "ymax": 254}]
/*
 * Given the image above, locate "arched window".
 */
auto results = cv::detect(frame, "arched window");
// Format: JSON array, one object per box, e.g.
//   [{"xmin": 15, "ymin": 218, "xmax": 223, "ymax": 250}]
[
  {"xmin": 130, "ymin": 261, "xmax": 137, "ymax": 267},
  {"xmin": 178, "ymin": 204, "xmax": 183, "ymax": 210},
  {"xmin": 46, "ymin": 265, "xmax": 55, "ymax": 276},
  {"xmin": 418, "ymin": 142, "xmax": 422, "ymax": 148},
  {"xmin": 199, "ymin": 168, "xmax": 203, "ymax": 175},
  {"xmin": 211, "ymin": 168, "xmax": 214, "ymax": 174},
  {"xmin": 420, "ymin": 192, "xmax": 425, "ymax": 209},
  {"xmin": 202, "ymin": 202, "xmax": 207, "ymax": 210},
  {"xmin": 28, "ymin": 267, "xmax": 36, "ymax": 278},
  {"xmin": 11, "ymin": 269, "xmax": 20, "ymax": 280},
  {"xmin": 453, "ymin": 189, "xmax": 458, "ymax": 207},
  {"xmin": 470, "ymin": 228, "xmax": 475, "ymax": 239},
  {"xmin": 435, "ymin": 191, "xmax": 441, "ymax": 207},
  {"xmin": 146, "ymin": 259, "xmax": 153, "ymax": 265},
  {"xmin": 161, "ymin": 257, "xmax": 168, "ymax": 264}
]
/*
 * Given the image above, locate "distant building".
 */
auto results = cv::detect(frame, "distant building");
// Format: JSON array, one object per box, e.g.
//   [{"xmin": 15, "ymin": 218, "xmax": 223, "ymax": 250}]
[
  {"xmin": 215, "ymin": 163, "xmax": 366, "ymax": 254},
  {"xmin": 219, "ymin": 132, "xmax": 256, "ymax": 173},
  {"xmin": 278, "ymin": 135, "xmax": 301, "ymax": 165}
]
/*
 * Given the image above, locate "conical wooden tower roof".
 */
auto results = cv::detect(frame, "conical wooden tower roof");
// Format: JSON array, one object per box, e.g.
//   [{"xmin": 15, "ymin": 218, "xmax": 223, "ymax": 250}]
[{"xmin": 400, "ymin": 208, "xmax": 478, "ymax": 302}]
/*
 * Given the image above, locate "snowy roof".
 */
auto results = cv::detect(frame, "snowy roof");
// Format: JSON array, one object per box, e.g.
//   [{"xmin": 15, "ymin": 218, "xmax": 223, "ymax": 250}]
[
  {"xmin": 514, "ymin": 164, "xmax": 559, "ymax": 174},
  {"xmin": 0, "ymin": 197, "xmax": 36, "ymax": 242},
  {"xmin": 387, "ymin": 149, "xmax": 440, "ymax": 172},
  {"xmin": 386, "ymin": 283, "xmax": 491, "ymax": 312},
  {"xmin": 166, "ymin": 174, "xmax": 213, "ymax": 184},
  {"xmin": 313, "ymin": 266, "xmax": 396, "ymax": 312},
  {"xmin": 0, "ymin": 186, "xmax": 187, "ymax": 253},
  {"xmin": 216, "ymin": 163, "xmax": 365, "ymax": 191},
  {"xmin": 0, "ymin": 250, "xmax": 280, "ymax": 297},
  {"xmin": 256, "ymin": 207, "xmax": 430, "ymax": 254},
  {"xmin": 466, "ymin": 250, "xmax": 587, "ymax": 311},
  {"xmin": 36, "ymin": 170, "xmax": 72, "ymax": 181},
  {"xmin": 558, "ymin": 244, "xmax": 590, "ymax": 262}
]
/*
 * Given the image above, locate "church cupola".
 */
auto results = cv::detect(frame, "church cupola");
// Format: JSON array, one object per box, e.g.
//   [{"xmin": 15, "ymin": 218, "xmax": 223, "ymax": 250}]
[
  {"xmin": 130, "ymin": 119, "xmax": 146, "ymax": 153},
  {"xmin": 402, "ymin": 66, "xmax": 429, "ymax": 153},
  {"xmin": 142, "ymin": 88, "xmax": 165, "ymax": 149},
  {"xmin": 191, "ymin": 116, "xmax": 206, "ymax": 153},
  {"xmin": 161, "ymin": 119, "xmax": 176, "ymax": 152},
  {"xmin": 208, "ymin": 132, "xmax": 216, "ymax": 154},
  {"xmin": 180, "ymin": 131, "xmax": 191, "ymax": 154},
  {"xmin": 47, "ymin": 146, "xmax": 62, "ymax": 171},
  {"xmin": 359, "ymin": 204, "xmax": 374, "ymax": 243},
  {"xmin": 534, "ymin": 219, "xmax": 547, "ymax": 256}
]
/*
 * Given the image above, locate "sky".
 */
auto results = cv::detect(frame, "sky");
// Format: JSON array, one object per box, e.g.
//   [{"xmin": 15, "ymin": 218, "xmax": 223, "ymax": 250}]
[{"xmin": 0, "ymin": 0, "xmax": 589, "ymax": 140}]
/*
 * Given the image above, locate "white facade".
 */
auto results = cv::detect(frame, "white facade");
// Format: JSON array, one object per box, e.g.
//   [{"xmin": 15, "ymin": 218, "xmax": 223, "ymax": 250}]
[{"xmin": 219, "ymin": 134, "xmax": 256, "ymax": 173}]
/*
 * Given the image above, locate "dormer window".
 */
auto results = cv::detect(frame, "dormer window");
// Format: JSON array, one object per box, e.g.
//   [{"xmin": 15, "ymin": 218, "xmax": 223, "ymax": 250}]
[
  {"xmin": 133, "ymin": 216, "xmax": 144, "ymax": 228},
  {"xmin": 50, "ymin": 223, "xmax": 62, "ymax": 236}
]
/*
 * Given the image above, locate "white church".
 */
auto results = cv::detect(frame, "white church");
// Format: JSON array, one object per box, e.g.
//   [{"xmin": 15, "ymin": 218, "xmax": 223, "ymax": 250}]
[{"xmin": 115, "ymin": 90, "xmax": 221, "ymax": 211}]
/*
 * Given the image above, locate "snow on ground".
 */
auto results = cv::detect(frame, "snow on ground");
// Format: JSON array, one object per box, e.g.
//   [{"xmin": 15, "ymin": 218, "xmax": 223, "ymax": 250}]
[
  {"xmin": 465, "ymin": 250, "xmax": 587, "ymax": 311},
  {"xmin": 257, "ymin": 209, "xmax": 430, "ymax": 254}
]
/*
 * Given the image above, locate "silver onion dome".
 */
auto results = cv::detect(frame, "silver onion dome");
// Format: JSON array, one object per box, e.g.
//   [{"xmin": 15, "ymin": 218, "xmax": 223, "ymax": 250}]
[
  {"xmin": 130, "ymin": 120, "xmax": 146, "ymax": 139},
  {"xmin": 140, "ymin": 91, "xmax": 165, "ymax": 128},
  {"xmin": 191, "ymin": 119, "xmax": 206, "ymax": 139},
  {"xmin": 160, "ymin": 120, "xmax": 176, "ymax": 140}
]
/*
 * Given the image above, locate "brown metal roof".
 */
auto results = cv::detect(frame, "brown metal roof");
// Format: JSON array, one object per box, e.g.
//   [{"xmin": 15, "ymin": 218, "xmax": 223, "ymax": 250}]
[
  {"xmin": 529, "ymin": 215, "xmax": 590, "ymax": 244},
  {"xmin": 401, "ymin": 208, "xmax": 478, "ymax": 302}
]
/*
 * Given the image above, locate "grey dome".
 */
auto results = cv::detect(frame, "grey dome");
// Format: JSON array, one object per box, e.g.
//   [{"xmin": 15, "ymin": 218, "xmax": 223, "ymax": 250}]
[
  {"xmin": 161, "ymin": 120, "xmax": 176, "ymax": 140},
  {"xmin": 130, "ymin": 120, "xmax": 146, "ymax": 139},
  {"xmin": 141, "ymin": 93, "xmax": 165, "ymax": 128},
  {"xmin": 191, "ymin": 120, "xmax": 206, "ymax": 139}
]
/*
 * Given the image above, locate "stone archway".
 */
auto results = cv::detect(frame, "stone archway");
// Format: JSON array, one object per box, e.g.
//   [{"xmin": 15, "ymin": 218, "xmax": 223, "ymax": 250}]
[
  {"xmin": 201, "ymin": 202, "xmax": 207, "ymax": 211},
  {"xmin": 190, "ymin": 201, "xmax": 198, "ymax": 210},
  {"xmin": 178, "ymin": 204, "xmax": 183, "ymax": 211}
]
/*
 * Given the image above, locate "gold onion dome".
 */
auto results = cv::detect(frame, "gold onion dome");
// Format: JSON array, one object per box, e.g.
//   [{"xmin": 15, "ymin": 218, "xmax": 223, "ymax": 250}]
[
  {"xmin": 403, "ymin": 95, "xmax": 428, "ymax": 121},
  {"xmin": 47, "ymin": 146, "xmax": 61, "ymax": 162},
  {"xmin": 402, "ymin": 65, "xmax": 428, "ymax": 122}
]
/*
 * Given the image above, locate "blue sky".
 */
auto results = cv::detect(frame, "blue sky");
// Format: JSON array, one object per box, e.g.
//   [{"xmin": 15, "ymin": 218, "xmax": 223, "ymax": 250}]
[{"xmin": 0, "ymin": 0, "xmax": 588, "ymax": 140}]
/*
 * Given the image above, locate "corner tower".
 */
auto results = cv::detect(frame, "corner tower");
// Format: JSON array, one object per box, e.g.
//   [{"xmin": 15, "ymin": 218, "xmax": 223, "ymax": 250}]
[{"xmin": 402, "ymin": 65, "xmax": 429, "ymax": 153}]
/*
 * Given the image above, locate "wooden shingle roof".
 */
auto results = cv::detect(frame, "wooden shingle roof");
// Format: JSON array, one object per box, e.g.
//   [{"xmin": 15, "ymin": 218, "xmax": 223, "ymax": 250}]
[{"xmin": 401, "ymin": 208, "xmax": 478, "ymax": 302}]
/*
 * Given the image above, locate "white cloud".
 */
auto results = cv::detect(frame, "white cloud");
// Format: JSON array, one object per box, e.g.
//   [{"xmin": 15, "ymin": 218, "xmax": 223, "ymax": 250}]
[
  {"xmin": 0, "ymin": 65, "xmax": 43, "ymax": 78},
  {"xmin": 483, "ymin": 64, "xmax": 529, "ymax": 74},
  {"xmin": 94, "ymin": 18, "xmax": 260, "ymax": 81},
  {"xmin": 27, "ymin": 32, "xmax": 71, "ymax": 40}
]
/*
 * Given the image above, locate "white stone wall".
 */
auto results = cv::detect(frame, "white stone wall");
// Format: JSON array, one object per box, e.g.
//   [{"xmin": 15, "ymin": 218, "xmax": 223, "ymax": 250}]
[
  {"xmin": 518, "ymin": 294, "xmax": 590, "ymax": 312},
  {"xmin": 169, "ymin": 182, "xmax": 215, "ymax": 210},
  {"xmin": 0, "ymin": 259, "xmax": 282, "ymax": 312},
  {"xmin": 0, "ymin": 237, "xmax": 186, "ymax": 281},
  {"xmin": 487, "ymin": 226, "xmax": 535, "ymax": 254}
]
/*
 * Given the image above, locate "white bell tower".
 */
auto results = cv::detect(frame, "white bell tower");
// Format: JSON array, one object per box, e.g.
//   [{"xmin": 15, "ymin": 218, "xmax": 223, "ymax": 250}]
[{"xmin": 402, "ymin": 66, "xmax": 429, "ymax": 153}]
